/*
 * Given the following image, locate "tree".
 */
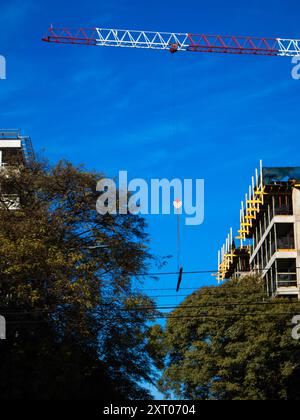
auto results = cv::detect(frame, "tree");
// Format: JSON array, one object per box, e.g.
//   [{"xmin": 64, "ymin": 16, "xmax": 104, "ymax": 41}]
[
  {"xmin": 156, "ymin": 276, "xmax": 300, "ymax": 400},
  {"xmin": 0, "ymin": 160, "xmax": 158, "ymax": 400}
]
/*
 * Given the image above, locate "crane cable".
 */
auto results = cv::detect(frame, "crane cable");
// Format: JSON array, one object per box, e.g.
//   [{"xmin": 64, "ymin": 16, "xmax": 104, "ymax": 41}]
[{"xmin": 174, "ymin": 200, "xmax": 183, "ymax": 292}]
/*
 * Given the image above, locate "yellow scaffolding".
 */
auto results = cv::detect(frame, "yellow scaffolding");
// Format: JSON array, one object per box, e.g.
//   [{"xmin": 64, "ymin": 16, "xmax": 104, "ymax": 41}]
[
  {"xmin": 217, "ymin": 161, "xmax": 268, "ymax": 283},
  {"xmin": 216, "ymin": 228, "xmax": 237, "ymax": 282},
  {"xmin": 236, "ymin": 160, "xmax": 268, "ymax": 241}
]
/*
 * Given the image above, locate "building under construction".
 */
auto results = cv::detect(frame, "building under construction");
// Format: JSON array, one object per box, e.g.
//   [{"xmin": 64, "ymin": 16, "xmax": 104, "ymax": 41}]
[
  {"xmin": 0, "ymin": 129, "xmax": 34, "ymax": 166},
  {"xmin": 217, "ymin": 162, "xmax": 300, "ymax": 299},
  {"xmin": 0, "ymin": 129, "xmax": 34, "ymax": 210}
]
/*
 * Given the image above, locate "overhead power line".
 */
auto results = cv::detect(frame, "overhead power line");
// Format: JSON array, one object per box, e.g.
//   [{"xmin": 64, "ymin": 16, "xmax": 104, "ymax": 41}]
[
  {"xmin": 137, "ymin": 268, "xmax": 300, "ymax": 276},
  {"xmin": 1, "ymin": 299, "xmax": 300, "ymax": 315},
  {"xmin": 3, "ymin": 312, "xmax": 300, "ymax": 324}
]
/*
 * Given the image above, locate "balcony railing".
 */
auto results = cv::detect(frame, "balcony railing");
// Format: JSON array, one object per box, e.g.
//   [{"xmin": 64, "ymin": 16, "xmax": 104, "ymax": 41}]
[
  {"xmin": 275, "ymin": 206, "xmax": 293, "ymax": 216},
  {"xmin": 277, "ymin": 272, "xmax": 298, "ymax": 288}
]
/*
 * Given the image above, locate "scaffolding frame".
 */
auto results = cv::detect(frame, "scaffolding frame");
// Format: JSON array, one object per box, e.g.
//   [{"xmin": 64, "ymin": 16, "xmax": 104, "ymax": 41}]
[{"xmin": 216, "ymin": 160, "xmax": 266, "ymax": 282}]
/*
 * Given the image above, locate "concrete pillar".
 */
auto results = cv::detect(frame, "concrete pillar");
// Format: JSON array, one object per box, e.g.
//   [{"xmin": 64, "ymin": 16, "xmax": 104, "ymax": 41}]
[{"xmin": 293, "ymin": 188, "xmax": 300, "ymax": 300}]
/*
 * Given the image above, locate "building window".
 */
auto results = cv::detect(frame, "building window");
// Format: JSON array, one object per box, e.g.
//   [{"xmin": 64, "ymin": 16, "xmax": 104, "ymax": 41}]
[
  {"xmin": 276, "ymin": 259, "xmax": 297, "ymax": 288},
  {"xmin": 274, "ymin": 194, "xmax": 293, "ymax": 215},
  {"xmin": 276, "ymin": 223, "xmax": 295, "ymax": 250},
  {"xmin": 0, "ymin": 148, "xmax": 23, "ymax": 166}
]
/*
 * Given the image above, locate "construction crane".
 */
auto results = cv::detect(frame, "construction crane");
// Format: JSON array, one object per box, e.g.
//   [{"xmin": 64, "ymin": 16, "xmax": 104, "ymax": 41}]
[
  {"xmin": 42, "ymin": 26, "xmax": 300, "ymax": 291},
  {"xmin": 42, "ymin": 26, "xmax": 300, "ymax": 57}
]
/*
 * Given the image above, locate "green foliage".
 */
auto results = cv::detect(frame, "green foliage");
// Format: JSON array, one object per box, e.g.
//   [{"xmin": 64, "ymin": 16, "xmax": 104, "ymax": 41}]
[
  {"xmin": 156, "ymin": 276, "xmax": 300, "ymax": 400},
  {"xmin": 0, "ymin": 160, "xmax": 158, "ymax": 400}
]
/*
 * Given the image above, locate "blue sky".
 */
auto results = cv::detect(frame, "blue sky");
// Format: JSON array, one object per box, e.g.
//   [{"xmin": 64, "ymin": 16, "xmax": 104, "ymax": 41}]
[{"xmin": 1, "ymin": 0, "xmax": 300, "ymax": 302}]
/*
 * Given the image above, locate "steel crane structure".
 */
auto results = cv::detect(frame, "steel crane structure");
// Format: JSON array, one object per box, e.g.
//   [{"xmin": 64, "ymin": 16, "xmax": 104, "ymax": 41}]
[{"xmin": 42, "ymin": 26, "xmax": 300, "ymax": 57}]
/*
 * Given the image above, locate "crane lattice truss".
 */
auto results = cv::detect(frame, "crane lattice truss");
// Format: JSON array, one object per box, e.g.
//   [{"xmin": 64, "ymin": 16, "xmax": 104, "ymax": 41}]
[{"xmin": 42, "ymin": 27, "xmax": 300, "ymax": 57}]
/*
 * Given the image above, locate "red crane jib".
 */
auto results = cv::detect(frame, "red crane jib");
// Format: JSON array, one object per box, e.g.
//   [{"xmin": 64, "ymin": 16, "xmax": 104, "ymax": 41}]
[{"xmin": 42, "ymin": 27, "xmax": 300, "ymax": 57}]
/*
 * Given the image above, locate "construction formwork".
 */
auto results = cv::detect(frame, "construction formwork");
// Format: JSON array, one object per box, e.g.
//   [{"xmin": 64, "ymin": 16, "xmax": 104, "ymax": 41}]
[{"xmin": 217, "ymin": 162, "xmax": 300, "ymax": 299}]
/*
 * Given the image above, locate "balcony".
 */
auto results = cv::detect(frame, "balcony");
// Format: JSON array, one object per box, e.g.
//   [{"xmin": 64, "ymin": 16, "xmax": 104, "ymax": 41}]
[
  {"xmin": 277, "ymin": 272, "xmax": 298, "ymax": 288},
  {"xmin": 277, "ymin": 236, "xmax": 295, "ymax": 251},
  {"xmin": 267, "ymin": 258, "xmax": 299, "ymax": 297}
]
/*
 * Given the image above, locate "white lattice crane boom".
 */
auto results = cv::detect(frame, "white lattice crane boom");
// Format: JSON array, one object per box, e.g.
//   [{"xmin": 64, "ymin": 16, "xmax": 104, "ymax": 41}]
[{"xmin": 42, "ymin": 27, "xmax": 300, "ymax": 57}]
